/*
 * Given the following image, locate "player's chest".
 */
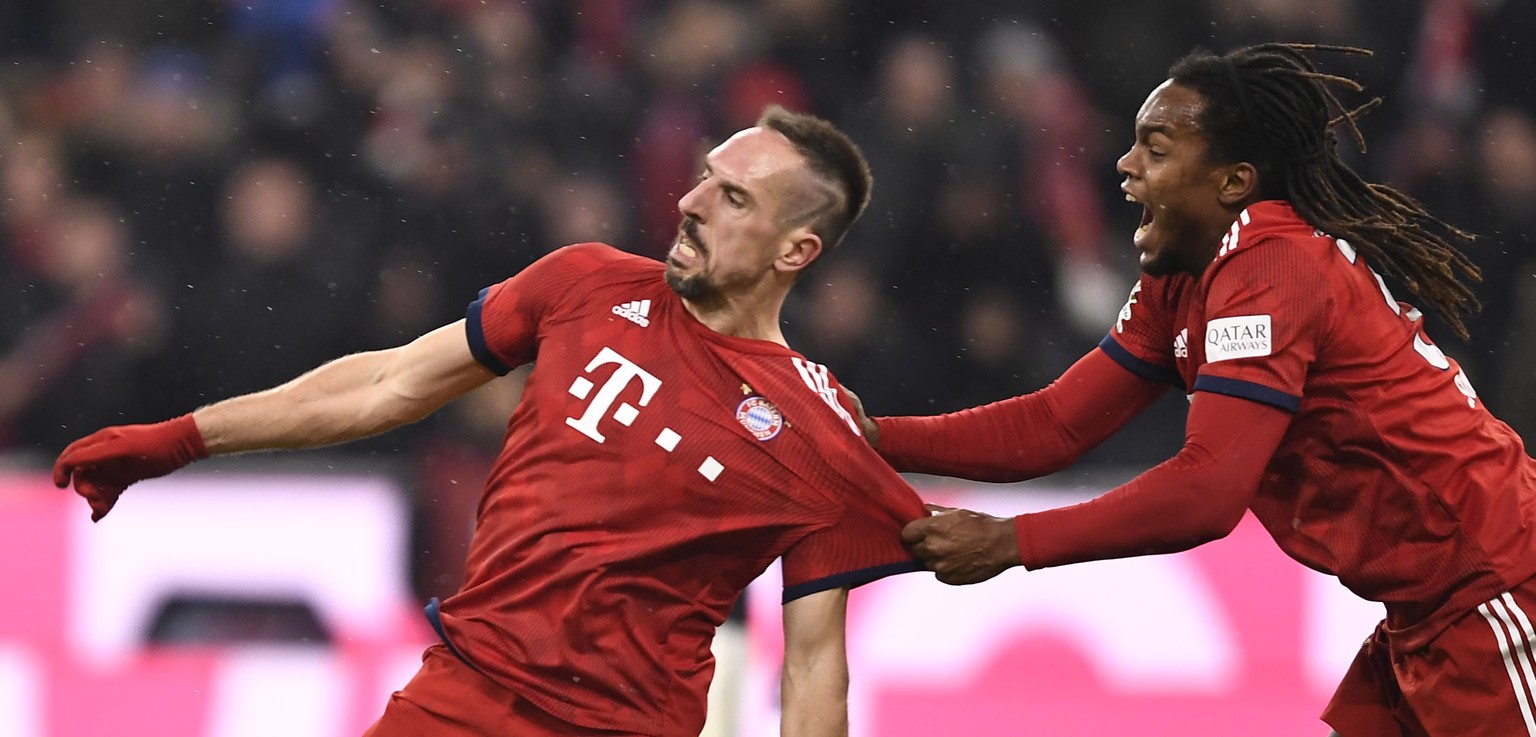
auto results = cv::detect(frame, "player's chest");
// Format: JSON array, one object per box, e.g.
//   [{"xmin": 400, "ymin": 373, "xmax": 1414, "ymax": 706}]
[
  {"xmin": 1167, "ymin": 290, "xmax": 1219, "ymax": 388},
  {"xmin": 522, "ymin": 315, "xmax": 813, "ymax": 494},
  {"xmin": 1171, "ymin": 292, "xmax": 1278, "ymax": 384}
]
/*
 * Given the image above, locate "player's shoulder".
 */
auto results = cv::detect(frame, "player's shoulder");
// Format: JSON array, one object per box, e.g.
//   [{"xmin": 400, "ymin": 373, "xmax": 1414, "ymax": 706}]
[
  {"xmin": 525, "ymin": 242, "xmax": 664, "ymax": 295},
  {"xmin": 545, "ymin": 242, "xmax": 660, "ymax": 274},
  {"xmin": 1204, "ymin": 200, "xmax": 1337, "ymax": 283}
]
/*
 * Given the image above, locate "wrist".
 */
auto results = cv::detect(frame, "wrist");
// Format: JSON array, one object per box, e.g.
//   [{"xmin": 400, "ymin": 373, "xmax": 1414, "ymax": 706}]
[
  {"xmin": 1010, "ymin": 515, "xmax": 1031, "ymax": 569},
  {"xmin": 170, "ymin": 413, "xmax": 210, "ymax": 460}
]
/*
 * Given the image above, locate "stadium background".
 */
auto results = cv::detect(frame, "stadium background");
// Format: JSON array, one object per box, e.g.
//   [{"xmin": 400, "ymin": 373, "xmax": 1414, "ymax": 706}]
[{"xmin": 1, "ymin": 0, "xmax": 1533, "ymax": 734}]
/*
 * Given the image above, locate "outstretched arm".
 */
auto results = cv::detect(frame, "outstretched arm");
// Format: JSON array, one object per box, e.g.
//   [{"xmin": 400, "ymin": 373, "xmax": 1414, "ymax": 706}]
[
  {"xmin": 54, "ymin": 320, "xmax": 496, "ymax": 520},
  {"xmin": 870, "ymin": 348, "xmax": 1167, "ymax": 482},
  {"xmin": 903, "ymin": 390, "xmax": 1293, "ymax": 583},
  {"xmin": 780, "ymin": 586, "xmax": 851, "ymax": 737},
  {"xmin": 194, "ymin": 320, "xmax": 494, "ymax": 453}
]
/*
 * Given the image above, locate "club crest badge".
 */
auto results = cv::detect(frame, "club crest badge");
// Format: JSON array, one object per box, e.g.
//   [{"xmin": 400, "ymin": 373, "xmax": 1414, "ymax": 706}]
[{"xmin": 736, "ymin": 396, "xmax": 783, "ymax": 441}]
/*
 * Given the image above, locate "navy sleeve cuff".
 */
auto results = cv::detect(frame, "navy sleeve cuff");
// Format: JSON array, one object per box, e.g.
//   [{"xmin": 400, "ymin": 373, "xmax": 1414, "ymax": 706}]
[
  {"xmin": 782, "ymin": 560, "xmax": 925, "ymax": 603},
  {"xmin": 1193, "ymin": 375, "xmax": 1301, "ymax": 413},
  {"xmin": 465, "ymin": 288, "xmax": 512, "ymax": 376},
  {"xmin": 1098, "ymin": 334, "xmax": 1185, "ymax": 390},
  {"xmin": 423, "ymin": 597, "xmax": 486, "ymax": 674}
]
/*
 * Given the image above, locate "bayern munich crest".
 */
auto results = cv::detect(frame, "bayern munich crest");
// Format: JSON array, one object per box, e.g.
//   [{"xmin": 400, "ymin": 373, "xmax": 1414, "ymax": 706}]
[{"xmin": 735, "ymin": 396, "xmax": 784, "ymax": 441}]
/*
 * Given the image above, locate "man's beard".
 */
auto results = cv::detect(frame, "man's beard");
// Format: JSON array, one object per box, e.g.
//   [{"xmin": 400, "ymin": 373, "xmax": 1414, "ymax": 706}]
[
  {"xmin": 665, "ymin": 267, "xmax": 712, "ymax": 300},
  {"xmin": 666, "ymin": 217, "xmax": 713, "ymax": 300}
]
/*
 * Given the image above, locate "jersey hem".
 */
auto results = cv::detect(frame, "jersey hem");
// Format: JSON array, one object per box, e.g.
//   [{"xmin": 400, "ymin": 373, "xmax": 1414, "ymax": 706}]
[{"xmin": 782, "ymin": 559, "xmax": 924, "ymax": 603}]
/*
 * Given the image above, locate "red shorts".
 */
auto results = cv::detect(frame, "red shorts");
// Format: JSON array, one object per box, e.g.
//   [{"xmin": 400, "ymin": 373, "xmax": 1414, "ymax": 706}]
[
  {"xmin": 363, "ymin": 644, "xmax": 642, "ymax": 737},
  {"xmin": 1323, "ymin": 576, "xmax": 1536, "ymax": 737}
]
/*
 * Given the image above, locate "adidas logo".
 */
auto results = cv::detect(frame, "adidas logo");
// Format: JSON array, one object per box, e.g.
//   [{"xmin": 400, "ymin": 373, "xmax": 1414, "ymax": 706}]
[
  {"xmin": 612, "ymin": 299, "xmax": 651, "ymax": 327},
  {"xmin": 1173, "ymin": 328, "xmax": 1188, "ymax": 358}
]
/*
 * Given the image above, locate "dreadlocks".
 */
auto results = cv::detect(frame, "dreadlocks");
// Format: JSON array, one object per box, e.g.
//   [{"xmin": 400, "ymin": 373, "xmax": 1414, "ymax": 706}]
[{"xmin": 1169, "ymin": 43, "xmax": 1481, "ymax": 340}]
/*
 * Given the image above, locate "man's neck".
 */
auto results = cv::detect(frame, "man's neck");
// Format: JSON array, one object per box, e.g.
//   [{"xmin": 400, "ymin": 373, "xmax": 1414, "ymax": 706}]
[{"xmin": 681, "ymin": 289, "xmax": 790, "ymax": 347}]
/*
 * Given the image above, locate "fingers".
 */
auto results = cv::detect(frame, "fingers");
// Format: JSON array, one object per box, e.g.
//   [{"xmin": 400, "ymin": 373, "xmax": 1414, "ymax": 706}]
[
  {"xmin": 72, "ymin": 474, "xmax": 124, "ymax": 522},
  {"xmin": 52, "ymin": 432, "xmax": 113, "ymax": 488},
  {"xmin": 53, "ymin": 438, "xmax": 92, "ymax": 488},
  {"xmin": 924, "ymin": 503, "xmax": 954, "ymax": 515},
  {"xmin": 936, "ymin": 570, "xmax": 977, "ymax": 586}
]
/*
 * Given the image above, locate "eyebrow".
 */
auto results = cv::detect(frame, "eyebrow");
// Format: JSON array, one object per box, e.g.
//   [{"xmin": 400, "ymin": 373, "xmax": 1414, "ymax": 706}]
[
  {"xmin": 1137, "ymin": 122, "xmax": 1176, "ymax": 139},
  {"xmin": 703, "ymin": 163, "xmax": 754, "ymax": 203}
]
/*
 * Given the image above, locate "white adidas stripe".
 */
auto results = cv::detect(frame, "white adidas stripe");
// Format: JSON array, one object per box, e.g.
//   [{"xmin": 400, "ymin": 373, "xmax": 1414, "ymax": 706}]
[
  {"xmin": 790, "ymin": 357, "xmax": 860, "ymax": 435},
  {"xmin": 1478, "ymin": 593, "xmax": 1536, "ymax": 736}
]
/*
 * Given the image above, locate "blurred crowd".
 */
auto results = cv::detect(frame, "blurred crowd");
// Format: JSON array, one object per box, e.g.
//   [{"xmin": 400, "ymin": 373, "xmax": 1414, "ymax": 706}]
[{"xmin": 3, "ymin": 0, "xmax": 1534, "ymax": 592}]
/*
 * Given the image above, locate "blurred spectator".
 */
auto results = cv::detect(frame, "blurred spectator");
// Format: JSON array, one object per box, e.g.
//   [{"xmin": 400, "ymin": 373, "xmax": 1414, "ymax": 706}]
[
  {"xmin": 630, "ymin": 1, "xmax": 754, "ymax": 256},
  {"xmin": 0, "ymin": 197, "xmax": 166, "ymax": 451},
  {"xmin": 175, "ymin": 156, "xmax": 368, "ymax": 402},
  {"xmin": 978, "ymin": 20, "xmax": 1123, "ymax": 340}
]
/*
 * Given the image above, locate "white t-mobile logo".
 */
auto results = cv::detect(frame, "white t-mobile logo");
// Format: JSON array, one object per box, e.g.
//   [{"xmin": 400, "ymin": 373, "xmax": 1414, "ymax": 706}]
[{"xmin": 565, "ymin": 346, "xmax": 663, "ymax": 443}]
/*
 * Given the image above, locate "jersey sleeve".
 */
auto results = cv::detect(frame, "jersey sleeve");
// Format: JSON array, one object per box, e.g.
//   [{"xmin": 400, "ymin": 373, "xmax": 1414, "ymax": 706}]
[
  {"xmin": 778, "ymin": 475, "xmax": 926, "ymax": 603},
  {"xmin": 1099, "ymin": 275, "xmax": 1185, "ymax": 390},
  {"xmin": 1192, "ymin": 237, "xmax": 1330, "ymax": 412},
  {"xmin": 778, "ymin": 388, "xmax": 928, "ymax": 603},
  {"xmin": 465, "ymin": 243, "xmax": 620, "ymax": 375}
]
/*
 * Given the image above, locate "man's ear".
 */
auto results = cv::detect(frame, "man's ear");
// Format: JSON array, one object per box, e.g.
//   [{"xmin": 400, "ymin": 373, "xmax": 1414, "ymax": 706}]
[
  {"xmin": 1218, "ymin": 162, "xmax": 1260, "ymax": 207},
  {"xmin": 776, "ymin": 230, "xmax": 823, "ymax": 274}
]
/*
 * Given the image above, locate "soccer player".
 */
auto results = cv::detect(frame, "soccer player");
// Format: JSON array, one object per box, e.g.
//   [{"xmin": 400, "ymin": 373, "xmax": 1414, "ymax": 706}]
[
  {"xmin": 53, "ymin": 106, "xmax": 927, "ymax": 736},
  {"xmin": 863, "ymin": 44, "xmax": 1536, "ymax": 736}
]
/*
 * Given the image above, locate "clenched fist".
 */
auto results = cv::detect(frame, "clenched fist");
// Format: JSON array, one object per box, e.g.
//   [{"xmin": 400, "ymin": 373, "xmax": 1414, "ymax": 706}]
[
  {"xmin": 900, "ymin": 504, "xmax": 1021, "ymax": 585},
  {"xmin": 53, "ymin": 414, "xmax": 207, "ymax": 521}
]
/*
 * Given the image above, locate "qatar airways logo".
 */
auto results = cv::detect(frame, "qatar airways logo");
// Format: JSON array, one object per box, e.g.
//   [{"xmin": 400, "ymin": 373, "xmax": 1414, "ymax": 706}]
[{"xmin": 1205, "ymin": 315, "xmax": 1272, "ymax": 363}]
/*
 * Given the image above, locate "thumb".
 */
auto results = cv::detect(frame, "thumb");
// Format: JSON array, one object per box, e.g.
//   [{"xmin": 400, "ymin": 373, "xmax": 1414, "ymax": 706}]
[
  {"xmin": 924, "ymin": 503, "xmax": 955, "ymax": 515},
  {"xmin": 900, "ymin": 516, "xmax": 931, "ymax": 544}
]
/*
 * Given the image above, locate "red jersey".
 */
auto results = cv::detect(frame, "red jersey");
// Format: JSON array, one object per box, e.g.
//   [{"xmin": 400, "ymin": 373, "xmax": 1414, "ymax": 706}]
[
  {"xmin": 437, "ymin": 243, "xmax": 925, "ymax": 735},
  {"xmin": 1105, "ymin": 200, "xmax": 1536, "ymax": 649}
]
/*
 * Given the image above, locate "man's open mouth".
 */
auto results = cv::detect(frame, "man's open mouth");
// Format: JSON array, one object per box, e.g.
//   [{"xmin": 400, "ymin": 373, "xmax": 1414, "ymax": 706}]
[{"xmin": 1126, "ymin": 192, "xmax": 1152, "ymax": 242}]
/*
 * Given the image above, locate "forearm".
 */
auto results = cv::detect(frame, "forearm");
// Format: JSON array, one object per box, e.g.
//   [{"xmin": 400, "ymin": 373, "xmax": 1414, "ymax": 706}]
[
  {"xmin": 1016, "ymin": 448, "xmax": 1240, "ymax": 567},
  {"xmin": 780, "ymin": 655, "xmax": 849, "ymax": 737},
  {"xmin": 780, "ymin": 588, "xmax": 850, "ymax": 737},
  {"xmin": 876, "ymin": 349, "xmax": 1164, "ymax": 482},
  {"xmin": 194, "ymin": 352, "xmax": 408, "ymax": 453},
  {"xmin": 1016, "ymin": 392, "xmax": 1291, "ymax": 568},
  {"xmin": 195, "ymin": 322, "xmax": 494, "ymax": 454}
]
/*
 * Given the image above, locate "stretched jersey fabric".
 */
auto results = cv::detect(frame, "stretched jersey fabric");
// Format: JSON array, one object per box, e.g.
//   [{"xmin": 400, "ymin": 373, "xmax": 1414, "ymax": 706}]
[
  {"xmin": 1103, "ymin": 200, "xmax": 1536, "ymax": 650},
  {"xmin": 440, "ymin": 243, "xmax": 926, "ymax": 735}
]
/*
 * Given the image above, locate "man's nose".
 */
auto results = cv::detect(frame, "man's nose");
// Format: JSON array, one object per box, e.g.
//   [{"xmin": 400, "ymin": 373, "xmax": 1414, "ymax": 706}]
[
  {"xmin": 1115, "ymin": 148, "xmax": 1136, "ymax": 177},
  {"xmin": 677, "ymin": 183, "xmax": 705, "ymax": 219}
]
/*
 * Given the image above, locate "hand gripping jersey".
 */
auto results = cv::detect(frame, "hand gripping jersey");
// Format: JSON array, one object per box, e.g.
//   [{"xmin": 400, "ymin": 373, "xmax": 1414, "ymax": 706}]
[
  {"xmin": 1103, "ymin": 200, "xmax": 1536, "ymax": 650},
  {"xmin": 437, "ymin": 243, "xmax": 925, "ymax": 735}
]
